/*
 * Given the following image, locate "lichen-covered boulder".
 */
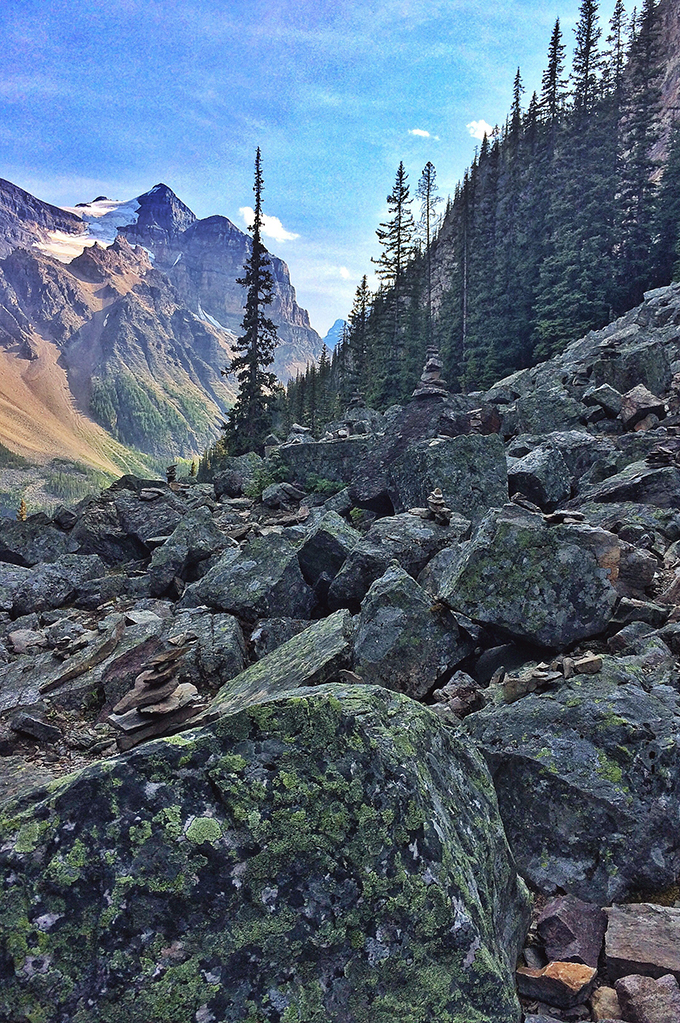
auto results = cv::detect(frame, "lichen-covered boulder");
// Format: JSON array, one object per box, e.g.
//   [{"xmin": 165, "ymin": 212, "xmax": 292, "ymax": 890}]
[
  {"xmin": 574, "ymin": 460, "xmax": 680, "ymax": 508},
  {"xmin": 297, "ymin": 510, "xmax": 359, "ymax": 587},
  {"xmin": 12, "ymin": 554, "xmax": 107, "ymax": 616},
  {"xmin": 213, "ymin": 451, "xmax": 263, "ymax": 498},
  {"xmin": 0, "ymin": 513, "xmax": 78, "ymax": 567},
  {"xmin": 148, "ymin": 506, "xmax": 234, "ymax": 596},
  {"xmin": 0, "ymin": 563, "xmax": 31, "ymax": 612},
  {"xmin": 328, "ymin": 513, "xmax": 454, "ymax": 612},
  {"xmin": 515, "ymin": 389, "xmax": 587, "ymax": 435},
  {"xmin": 210, "ymin": 609, "xmax": 355, "ymax": 717},
  {"xmin": 275, "ymin": 436, "xmax": 372, "ymax": 487},
  {"xmin": 389, "ymin": 433, "xmax": 508, "ymax": 521},
  {"xmin": 0, "ymin": 684, "xmax": 530, "ymax": 1023},
  {"xmin": 465, "ymin": 655, "xmax": 680, "ymax": 903},
  {"xmin": 181, "ymin": 534, "xmax": 316, "ymax": 622},
  {"xmin": 354, "ymin": 564, "xmax": 473, "ymax": 699},
  {"xmin": 438, "ymin": 507, "xmax": 618, "ymax": 649},
  {"xmin": 507, "ymin": 446, "xmax": 572, "ymax": 510}
]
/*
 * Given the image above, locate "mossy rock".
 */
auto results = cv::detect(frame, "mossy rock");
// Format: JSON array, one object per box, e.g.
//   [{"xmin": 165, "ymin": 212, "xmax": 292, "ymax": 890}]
[
  {"xmin": 465, "ymin": 655, "xmax": 680, "ymax": 903},
  {"xmin": 0, "ymin": 684, "xmax": 530, "ymax": 1022}
]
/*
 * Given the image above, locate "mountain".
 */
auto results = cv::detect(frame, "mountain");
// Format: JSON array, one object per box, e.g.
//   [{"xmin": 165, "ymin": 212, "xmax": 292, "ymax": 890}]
[
  {"xmin": 34, "ymin": 182, "xmax": 323, "ymax": 382},
  {"xmin": 0, "ymin": 225, "xmax": 236, "ymax": 464},
  {"xmin": 0, "ymin": 178, "xmax": 84, "ymax": 259},
  {"xmin": 321, "ymin": 318, "xmax": 347, "ymax": 351}
]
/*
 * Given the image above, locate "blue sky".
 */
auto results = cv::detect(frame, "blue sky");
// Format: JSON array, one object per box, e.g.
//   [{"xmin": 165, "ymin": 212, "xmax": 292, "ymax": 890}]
[{"xmin": 4, "ymin": 0, "xmax": 619, "ymax": 335}]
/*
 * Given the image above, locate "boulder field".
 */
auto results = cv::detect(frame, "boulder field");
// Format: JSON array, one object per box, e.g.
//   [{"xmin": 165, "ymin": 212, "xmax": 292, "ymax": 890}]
[{"xmin": 3, "ymin": 283, "xmax": 680, "ymax": 1020}]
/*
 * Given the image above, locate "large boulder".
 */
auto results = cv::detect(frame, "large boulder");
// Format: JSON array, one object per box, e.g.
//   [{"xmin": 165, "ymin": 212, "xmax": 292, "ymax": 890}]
[
  {"xmin": 72, "ymin": 483, "xmax": 187, "ymax": 564},
  {"xmin": 515, "ymin": 389, "xmax": 587, "ymax": 435},
  {"xmin": 388, "ymin": 433, "xmax": 508, "ymax": 521},
  {"xmin": 210, "ymin": 609, "xmax": 355, "ymax": 717},
  {"xmin": 181, "ymin": 534, "xmax": 316, "ymax": 622},
  {"xmin": 438, "ymin": 508, "xmax": 619, "ymax": 649},
  {"xmin": 0, "ymin": 513, "xmax": 77, "ymax": 567},
  {"xmin": 148, "ymin": 506, "xmax": 233, "ymax": 596},
  {"xmin": 213, "ymin": 451, "xmax": 263, "ymax": 498},
  {"xmin": 12, "ymin": 554, "xmax": 107, "ymax": 616},
  {"xmin": 0, "ymin": 684, "xmax": 530, "ymax": 1023},
  {"xmin": 354, "ymin": 565, "xmax": 473, "ymax": 699},
  {"xmin": 507, "ymin": 446, "xmax": 572, "ymax": 509},
  {"xmin": 0, "ymin": 563, "xmax": 31, "ymax": 612},
  {"xmin": 465, "ymin": 656, "xmax": 680, "ymax": 903},
  {"xmin": 574, "ymin": 460, "xmax": 680, "ymax": 508},
  {"xmin": 328, "ymin": 513, "xmax": 455, "ymax": 612},
  {"xmin": 296, "ymin": 510, "xmax": 359, "ymax": 587},
  {"xmin": 275, "ymin": 437, "xmax": 372, "ymax": 487}
]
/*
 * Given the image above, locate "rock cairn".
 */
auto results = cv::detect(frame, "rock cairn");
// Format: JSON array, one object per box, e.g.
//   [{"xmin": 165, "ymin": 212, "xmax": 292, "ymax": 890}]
[
  {"xmin": 426, "ymin": 488, "xmax": 453, "ymax": 525},
  {"xmin": 412, "ymin": 347, "xmax": 449, "ymax": 400},
  {"xmin": 108, "ymin": 644, "xmax": 204, "ymax": 751},
  {"xmin": 348, "ymin": 387, "xmax": 365, "ymax": 409}
]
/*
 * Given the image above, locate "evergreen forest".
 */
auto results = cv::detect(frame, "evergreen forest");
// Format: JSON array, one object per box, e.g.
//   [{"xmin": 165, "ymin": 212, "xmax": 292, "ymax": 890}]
[{"xmin": 280, "ymin": 0, "xmax": 680, "ymax": 433}]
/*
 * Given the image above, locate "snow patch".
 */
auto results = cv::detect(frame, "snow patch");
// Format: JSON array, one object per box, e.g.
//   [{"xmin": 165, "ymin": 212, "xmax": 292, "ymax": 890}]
[
  {"xmin": 37, "ymin": 197, "xmax": 141, "ymax": 263},
  {"xmin": 196, "ymin": 300, "xmax": 234, "ymax": 335}
]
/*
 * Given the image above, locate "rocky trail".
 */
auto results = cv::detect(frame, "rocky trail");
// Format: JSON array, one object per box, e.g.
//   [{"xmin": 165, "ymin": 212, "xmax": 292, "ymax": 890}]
[{"xmin": 3, "ymin": 284, "xmax": 680, "ymax": 1020}]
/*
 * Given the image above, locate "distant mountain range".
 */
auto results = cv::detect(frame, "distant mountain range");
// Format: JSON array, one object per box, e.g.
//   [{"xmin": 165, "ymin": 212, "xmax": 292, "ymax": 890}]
[
  {"xmin": 321, "ymin": 318, "xmax": 347, "ymax": 351},
  {"xmin": 0, "ymin": 178, "xmax": 323, "ymax": 466}
]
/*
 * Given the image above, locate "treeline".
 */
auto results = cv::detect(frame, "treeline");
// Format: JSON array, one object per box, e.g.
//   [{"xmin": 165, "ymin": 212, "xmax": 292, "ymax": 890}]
[{"xmin": 282, "ymin": 0, "xmax": 680, "ymax": 424}]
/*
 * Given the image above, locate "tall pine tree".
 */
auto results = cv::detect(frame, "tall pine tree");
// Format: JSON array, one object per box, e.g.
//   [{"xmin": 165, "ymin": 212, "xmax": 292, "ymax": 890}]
[{"xmin": 222, "ymin": 148, "xmax": 279, "ymax": 455}]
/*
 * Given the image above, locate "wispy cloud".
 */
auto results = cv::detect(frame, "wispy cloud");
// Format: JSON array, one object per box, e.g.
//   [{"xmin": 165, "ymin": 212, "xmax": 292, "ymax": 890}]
[
  {"xmin": 239, "ymin": 206, "xmax": 299, "ymax": 243},
  {"xmin": 467, "ymin": 119, "xmax": 494, "ymax": 140},
  {"xmin": 409, "ymin": 127, "xmax": 440, "ymax": 140}
]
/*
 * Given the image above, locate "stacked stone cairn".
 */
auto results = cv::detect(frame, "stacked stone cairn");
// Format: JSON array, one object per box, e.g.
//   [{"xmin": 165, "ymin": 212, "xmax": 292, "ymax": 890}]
[
  {"xmin": 108, "ymin": 644, "xmax": 204, "ymax": 752},
  {"xmin": 426, "ymin": 487, "xmax": 453, "ymax": 525},
  {"xmin": 412, "ymin": 346, "xmax": 449, "ymax": 400}
]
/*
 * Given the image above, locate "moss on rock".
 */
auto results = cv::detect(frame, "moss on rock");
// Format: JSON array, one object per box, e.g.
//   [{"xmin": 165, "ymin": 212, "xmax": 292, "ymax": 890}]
[{"xmin": 0, "ymin": 684, "xmax": 529, "ymax": 1022}]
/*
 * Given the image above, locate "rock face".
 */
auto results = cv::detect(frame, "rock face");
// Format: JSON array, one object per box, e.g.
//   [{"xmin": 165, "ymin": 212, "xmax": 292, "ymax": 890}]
[
  {"xmin": 465, "ymin": 658, "xmax": 680, "ymax": 902},
  {"xmin": 438, "ymin": 507, "xmax": 619, "ymax": 650},
  {"xmin": 0, "ymin": 684, "xmax": 530, "ymax": 1023}
]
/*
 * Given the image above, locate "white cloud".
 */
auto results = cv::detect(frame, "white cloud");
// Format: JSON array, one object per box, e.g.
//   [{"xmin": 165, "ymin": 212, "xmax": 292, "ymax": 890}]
[
  {"xmin": 409, "ymin": 128, "xmax": 440, "ymax": 140},
  {"xmin": 339, "ymin": 266, "xmax": 350, "ymax": 279},
  {"xmin": 467, "ymin": 119, "xmax": 494, "ymax": 141},
  {"xmin": 239, "ymin": 206, "xmax": 299, "ymax": 243}
]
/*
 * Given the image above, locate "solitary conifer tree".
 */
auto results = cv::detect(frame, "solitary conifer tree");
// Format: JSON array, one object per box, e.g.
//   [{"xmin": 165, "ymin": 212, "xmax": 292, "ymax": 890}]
[
  {"xmin": 223, "ymin": 148, "xmax": 279, "ymax": 455},
  {"xmin": 541, "ymin": 19, "xmax": 567, "ymax": 122},
  {"xmin": 372, "ymin": 162, "xmax": 416, "ymax": 348}
]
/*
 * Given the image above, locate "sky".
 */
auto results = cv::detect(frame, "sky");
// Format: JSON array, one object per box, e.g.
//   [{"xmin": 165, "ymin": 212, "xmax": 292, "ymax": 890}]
[{"xmin": 3, "ymin": 0, "xmax": 620, "ymax": 336}]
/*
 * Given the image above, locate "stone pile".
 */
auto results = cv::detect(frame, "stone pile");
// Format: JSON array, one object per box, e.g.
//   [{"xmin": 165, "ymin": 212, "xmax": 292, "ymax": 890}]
[
  {"xmin": 108, "ymin": 644, "xmax": 204, "ymax": 751},
  {"xmin": 412, "ymin": 346, "xmax": 449, "ymax": 400}
]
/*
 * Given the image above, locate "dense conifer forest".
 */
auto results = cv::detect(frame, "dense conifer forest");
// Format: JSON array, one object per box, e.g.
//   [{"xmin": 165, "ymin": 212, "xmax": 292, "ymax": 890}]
[{"xmin": 280, "ymin": 0, "xmax": 680, "ymax": 434}]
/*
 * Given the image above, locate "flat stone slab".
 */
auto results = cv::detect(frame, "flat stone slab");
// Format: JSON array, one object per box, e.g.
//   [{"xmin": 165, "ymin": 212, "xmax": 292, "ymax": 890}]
[{"xmin": 605, "ymin": 903, "xmax": 680, "ymax": 982}]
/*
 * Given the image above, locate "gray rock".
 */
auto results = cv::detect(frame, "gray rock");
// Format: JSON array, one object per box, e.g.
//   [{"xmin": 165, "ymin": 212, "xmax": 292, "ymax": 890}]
[
  {"xmin": 438, "ymin": 507, "xmax": 618, "ymax": 650},
  {"xmin": 0, "ymin": 513, "xmax": 78, "ymax": 566},
  {"xmin": 12, "ymin": 554, "xmax": 107, "ymax": 616},
  {"xmin": 166, "ymin": 609, "xmax": 247, "ymax": 688},
  {"xmin": 465, "ymin": 658, "xmax": 680, "ymax": 902},
  {"xmin": 416, "ymin": 545, "xmax": 466, "ymax": 595},
  {"xmin": 583, "ymin": 382, "xmax": 623, "ymax": 416},
  {"xmin": 148, "ymin": 505, "xmax": 234, "ymax": 597},
  {"xmin": 261, "ymin": 481, "xmax": 306, "ymax": 509},
  {"xmin": 0, "ymin": 683, "xmax": 530, "ymax": 1023},
  {"xmin": 72, "ymin": 485, "xmax": 186, "ymax": 564},
  {"xmin": 593, "ymin": 338, "xmax": 672, "ymax": 397},
  {"xmin": 515, "ymin": 388, "xmax": 587, "ymax": 434},
  {"xmin": 507, "ymin": 446, "xmax": 572, "ymax": 509},
  {"xmin": 297, "ymin": 510, "xmax": 359, "ymax": 587},
  {"xmin": 250, "ymin": 617, "xmax": 311, "ymax": 659},
  {"xmin": 9, "ymin": 710, "xmax": 62, "ymax": 744},
  {"xmin": 354, "ymin": 565, "xmax": 473, "ymax": 699},
  {"xmin": 574, "ymin": 460, "xmax": 680, "ymax": 508},
  {"xmin": 388, "ymin": 433, "xmax": 508, "ymax": 522},
  {"xmin": 210, "ymin": 609, "xmax": 356, "ymax": 717},
  {"xmin": 183, "ymin": 534, "xmax": 316, "ymax": 622},
  {"xmin": 276, "ymin": 436, "xmax": 372, "ymax": 488},
  {"xmin": 328, "ymin": 513, "xmax": 454, "ymax": 612},
  {"xmin": 0, "ymin": 563, "xmax": 31, "ymax": 611}
]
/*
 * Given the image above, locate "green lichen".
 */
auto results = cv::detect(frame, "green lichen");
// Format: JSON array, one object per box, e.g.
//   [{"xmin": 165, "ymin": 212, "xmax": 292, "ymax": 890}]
[{"xmin": 185, "ymin": 816, "xmax": 222, "ymax": 845}]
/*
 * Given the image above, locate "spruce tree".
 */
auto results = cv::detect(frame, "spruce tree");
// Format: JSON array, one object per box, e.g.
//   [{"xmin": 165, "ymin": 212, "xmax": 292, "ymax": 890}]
[
  {"xmin": 222, "ymin": 148, "xmax": 279, "ymax": 455},
  {"xmin": 416, "ymin": 162, "xmax": 443, "ymax": 343},
  {"xmin": 372, "ymin": 162, "xmax": 416, "ymax": 380},
  {"xmin": 541, "ymin": 20, "xmax": 567, "ymax": 123},
  {"xmin": 571, "ymin": 0, "xmax": 603, "ymax": 115}
]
